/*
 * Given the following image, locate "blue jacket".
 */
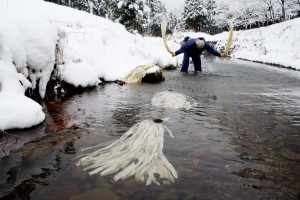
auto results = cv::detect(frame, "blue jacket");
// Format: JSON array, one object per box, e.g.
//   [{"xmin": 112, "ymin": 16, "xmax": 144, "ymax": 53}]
[{"xmin": 175, "ymin": 37, "xmax": 221, "ymax": 57}]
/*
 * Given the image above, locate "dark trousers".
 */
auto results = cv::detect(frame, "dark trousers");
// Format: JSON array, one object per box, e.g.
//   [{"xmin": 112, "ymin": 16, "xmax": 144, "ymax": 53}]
[{"xmin": 181, "ymin": 52, "xmax": 202, "ymax": 72}]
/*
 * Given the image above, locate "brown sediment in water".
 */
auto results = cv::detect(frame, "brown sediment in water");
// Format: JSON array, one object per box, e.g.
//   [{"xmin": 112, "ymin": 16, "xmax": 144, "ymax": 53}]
[{"xmin": 10, "ymin": 130, "xmax": 85, "ymax": 158}]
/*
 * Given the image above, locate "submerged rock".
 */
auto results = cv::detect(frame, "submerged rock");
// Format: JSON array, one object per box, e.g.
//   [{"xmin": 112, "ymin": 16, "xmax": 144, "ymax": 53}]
[
  {"xmin": 157, "ymin": 190, "xmax": 179, "ymax": 200},
  {"xmin": 280, "ymin": 148, "xmax": 300, "ymax": 161},
  {"xmin": 70, "ymin": 188, "xmax": 119, "ymax": 200},
  {"xmin": 142, "ymin": 66, "xmax": 165, "ymax": 83},
  {"xmin": 10, "ymin": 130, "xmax": 84, "ymax": 158}
]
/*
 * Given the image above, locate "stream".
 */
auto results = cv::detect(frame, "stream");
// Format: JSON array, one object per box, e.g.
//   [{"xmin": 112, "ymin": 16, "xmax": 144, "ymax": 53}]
[{"xmin": 1, "ymin": 57, "xmax": 300, "ymax": 199}]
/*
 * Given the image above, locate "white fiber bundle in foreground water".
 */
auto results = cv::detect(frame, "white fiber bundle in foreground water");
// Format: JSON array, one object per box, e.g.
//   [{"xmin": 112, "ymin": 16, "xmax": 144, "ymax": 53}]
[
  {"xmin": 76, "ymin": 120, "xmax": 177, "ymax": 185},
  {"xmin": 151, "ymin": 91, "xmax": 198, "ymax": 109}
]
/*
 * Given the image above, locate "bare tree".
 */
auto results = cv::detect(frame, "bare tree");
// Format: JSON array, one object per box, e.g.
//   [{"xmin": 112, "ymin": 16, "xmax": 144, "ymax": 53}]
[
  {"xmin": 276, "ymin": 0, "xmax": 286, "ymax": 21},
  {"xmin": 262, "ymin": 0, "xmax": 276, "ymax": 23}
]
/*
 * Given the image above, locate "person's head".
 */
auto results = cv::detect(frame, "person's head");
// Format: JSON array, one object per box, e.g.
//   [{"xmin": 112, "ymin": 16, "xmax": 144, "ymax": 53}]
[
  {"xmin": 195, "ymin": 39, "xmax": 205, "ymax": 49},
  {"xmin": 183, "ymin": 36, "xmax": 190, "ymax": 42},
  {"xmin": 180, "ymin": 36, "xmax": 190, "ymax": 46}
]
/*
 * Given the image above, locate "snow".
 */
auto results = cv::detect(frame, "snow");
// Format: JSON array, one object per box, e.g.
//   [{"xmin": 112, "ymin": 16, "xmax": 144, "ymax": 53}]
[
  {"xmin": 117, "ymin": 1, "xmax": 124, "ymax": 9},
  {"xmin": 61, "ymin": 61, "xmax": 101, "ymax": 87},
  {"xmin": 143, "ymin": 66, "xmax": 160, "ymax": 77},
  {"xmin": 0, "ymin": 93, "xmax": 45, "ymax": 130},
  {"xmin": 211, "ymin": 18, "xmax": 300, "ymax": 70},
  {"xmin": 0, "ymin": 10, "xmax": 57, "ymax": 98},
  {"xmin": 0, "ymin": 61, "xmax": 45, "ymax": 130},
  {"xmin": 0, "ymin": 0, "xmax": 299, "ymax": 130}
]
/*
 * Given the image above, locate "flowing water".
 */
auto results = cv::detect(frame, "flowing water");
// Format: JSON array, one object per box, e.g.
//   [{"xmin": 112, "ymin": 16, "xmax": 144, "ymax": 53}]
[{"xmin": 1, "ymin": 58, "xmax": 300, "ymax": 199}]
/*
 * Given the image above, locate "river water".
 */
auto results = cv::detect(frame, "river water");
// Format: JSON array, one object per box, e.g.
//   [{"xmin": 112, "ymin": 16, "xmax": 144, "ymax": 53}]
[{"xmin": 1, "ymin": 58, "xmax": 300, "ymax": 199}]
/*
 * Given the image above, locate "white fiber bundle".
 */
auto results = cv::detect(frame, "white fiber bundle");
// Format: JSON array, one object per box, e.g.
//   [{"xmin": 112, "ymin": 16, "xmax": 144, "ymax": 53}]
[
  {"xmin": 76, "ymin": 120, "xmax": 177, "ymax": 185},
  {"xmin": 151, "ymin": 91, "xmax": 198, "ymax": 110}
]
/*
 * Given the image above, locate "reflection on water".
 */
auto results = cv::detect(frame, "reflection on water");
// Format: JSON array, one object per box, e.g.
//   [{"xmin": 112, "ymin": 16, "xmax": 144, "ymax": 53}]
[{"xmin": 1, "ymin": 58, "xmax": 300, "ymax": 199}]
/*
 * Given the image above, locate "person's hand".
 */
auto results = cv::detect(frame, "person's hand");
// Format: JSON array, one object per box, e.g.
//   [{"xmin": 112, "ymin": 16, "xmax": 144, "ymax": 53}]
[
  {"xmin": 220, "ymin": 52, "xmax": 226, "ymax": 57},
  {"xmin": 171, "ymin": 52, "xmax": 176, "ymax": 57}
]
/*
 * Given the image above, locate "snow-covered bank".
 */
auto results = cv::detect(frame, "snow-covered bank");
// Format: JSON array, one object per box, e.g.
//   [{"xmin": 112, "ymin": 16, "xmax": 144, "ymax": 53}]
[
  {"xmin": 0, "ymin": 61, "xmax": 45, "ymax": 130},
  {"xmin": 213, "ymin": 18, "xmax": 300, "ymax": 70},
  {"xmin": 0, "ymin": 0, "xmax": 180, "ymax": 130},
  {"xmin": 0, "ymin": 9, "xmax": 57, "ymax": 130}
]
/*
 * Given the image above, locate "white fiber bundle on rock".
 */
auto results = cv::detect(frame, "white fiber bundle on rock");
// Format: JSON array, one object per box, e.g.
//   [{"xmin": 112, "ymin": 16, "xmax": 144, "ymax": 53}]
[
  {"xmin": 151, "ymin": 91, "xmax": 198, "ymax": 110},
  {"xmin": 122, "ymin": 65, "xmax": 165, "ymax": 83},
  {"xmin": 76, "ymin": 120, "xmax": 177, "ymax": 185}
]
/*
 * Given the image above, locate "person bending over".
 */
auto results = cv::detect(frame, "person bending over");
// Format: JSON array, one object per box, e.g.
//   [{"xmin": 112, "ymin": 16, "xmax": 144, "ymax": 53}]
[{"xmin": 171, "ymin": 37, "xmax": 225, "ymax": 72}]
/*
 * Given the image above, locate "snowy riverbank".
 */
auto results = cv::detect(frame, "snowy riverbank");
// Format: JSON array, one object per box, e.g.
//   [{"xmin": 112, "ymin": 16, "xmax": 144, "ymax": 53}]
[{"xmin": 216, "ymin": 18, "xmax": 300, "ymax": 70}]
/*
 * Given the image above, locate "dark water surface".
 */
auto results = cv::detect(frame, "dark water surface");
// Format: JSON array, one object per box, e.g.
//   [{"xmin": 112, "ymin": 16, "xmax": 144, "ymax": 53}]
[{"xmin": 1, "ymin": 58, "xmax": 300, "ymax": 199}]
